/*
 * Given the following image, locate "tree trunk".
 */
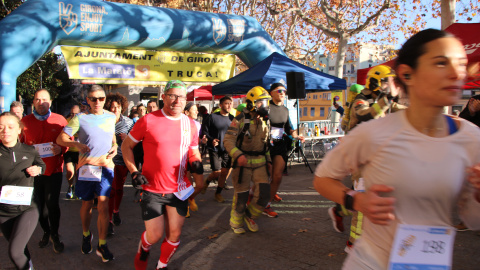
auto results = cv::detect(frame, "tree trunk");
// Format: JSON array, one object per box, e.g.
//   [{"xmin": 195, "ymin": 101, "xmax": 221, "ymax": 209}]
[{"xmin": 334, "ymin": 35, "xmax": 349, "ymax": 79}]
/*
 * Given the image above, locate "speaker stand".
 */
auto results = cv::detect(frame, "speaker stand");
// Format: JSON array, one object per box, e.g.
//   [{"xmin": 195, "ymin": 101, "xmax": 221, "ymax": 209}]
[{"xmin": 288, "ymin": 140, "xmax": 313, "ymax": 173}]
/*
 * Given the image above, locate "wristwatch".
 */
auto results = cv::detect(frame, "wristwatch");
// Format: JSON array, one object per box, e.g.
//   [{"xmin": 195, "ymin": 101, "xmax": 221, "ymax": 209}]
[{"xmin": 344, "ymin": 190, "xmax": 358, "ymax": 211}]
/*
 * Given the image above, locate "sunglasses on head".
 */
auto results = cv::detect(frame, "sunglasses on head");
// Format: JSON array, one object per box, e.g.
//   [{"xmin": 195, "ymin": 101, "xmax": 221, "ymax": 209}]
[{"xmin": 87, "ymin": 96, "xmax": 106, "ymax": 102}]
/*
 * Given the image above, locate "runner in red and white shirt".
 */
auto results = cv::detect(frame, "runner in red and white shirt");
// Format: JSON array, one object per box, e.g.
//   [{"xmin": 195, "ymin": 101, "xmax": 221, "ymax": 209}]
[{"xmin": 122, "ymin": 80, "xmax": 204, "ymax": 270}]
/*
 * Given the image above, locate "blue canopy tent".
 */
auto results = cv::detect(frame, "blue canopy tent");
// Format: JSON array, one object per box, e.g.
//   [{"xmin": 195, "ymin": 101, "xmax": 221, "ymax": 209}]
[{"xmin": 212, "ymin": 52, "xmax": 346, "ymax": 95}]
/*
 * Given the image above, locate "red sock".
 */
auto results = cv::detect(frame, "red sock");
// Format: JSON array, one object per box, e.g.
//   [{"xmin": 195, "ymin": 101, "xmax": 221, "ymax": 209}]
[
  {"xmin": 135, "ymin": 232, "xmax": 152, "ymax": 270},
  {"xmin": 158, "ymin": 238, "xmax": 180, "ymax": 268},
  {"xmin": 140, "ymin": 231, "xmax": 152, "ymax": 251}
]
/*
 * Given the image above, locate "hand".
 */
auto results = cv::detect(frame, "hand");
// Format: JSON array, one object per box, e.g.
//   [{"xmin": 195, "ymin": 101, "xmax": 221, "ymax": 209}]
[
  {"xmin": 26, "ymin": 165, "xmax": 42, "ymax": 177},
  {"xmin": 355, "ymin": 184, "xmax": 396, "ymax": 225},
  {"xmin": 106, "ymin": 145, "xmax": 117, "ymax": 159},
  {"xmin": 467, "ymin": 165, "xmax": 480, "ymax": 190},
  {"xmin": 120, "ymin": 133, "xmax": 128, "ymax": 141},
  {"xmin": 76, "ymin": 142, "xmax": 90, "ymax": 154},
  {"xmin": 297, "ymin": 135, "xmax": 306, "ymax": 144},
  {"xmin": 236, "ymin": 155, "xmax": 248, "ymax": 167},
  {"xmin": 51, "ymin": 143, "xmax": 62, "ymax": 156},
  {"xmin": 201, "ymin": 135, "xmax": 208, "ymax": 145},
  {"xmin": 212, "ymin": 138, "xmax": 220, "ymax": 147},
  {"xmin": 131, "ymin": 171, "xmax": 149, "ymax": 189},
  {"xmin": 468, "ymin": 98, "xmax": 480, "ymax": 116}
]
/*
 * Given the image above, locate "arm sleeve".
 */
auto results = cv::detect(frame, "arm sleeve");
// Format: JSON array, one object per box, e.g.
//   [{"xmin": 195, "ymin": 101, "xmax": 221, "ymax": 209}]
[
  {"xmin": 285, "ymin": 114, "xmax": 293, "ymax": 136},
  {"xmin": 202, "ymin": 114, "xmax": 214, "ymax": 141},
  {"xmin": 458, "ymin": 182, "xmax": 480, "ymax": 230},
  {"xmin": 33, "ymin": 148, "xmax": 46, "ymax": 174},
  {"xmin": 224, "ymin": 117, "xmax": 243, "ymax": 161},
  {"xmin": 314, "ymin": 124, "xmax": 372, "ymax": 180},
  {"xmin": 128, "ymin": 115, "xmax": 147, "ymax": 143}
]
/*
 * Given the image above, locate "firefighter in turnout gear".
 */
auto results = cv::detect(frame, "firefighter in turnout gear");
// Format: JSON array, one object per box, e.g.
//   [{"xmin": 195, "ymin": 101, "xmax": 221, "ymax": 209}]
[
  {"xmin": 224, "ymin": 86, "xmax": 272, "ymax": 234},
  {"xmin": 329, "ymin": 65, "xmax": 406, "ymax": 252}
]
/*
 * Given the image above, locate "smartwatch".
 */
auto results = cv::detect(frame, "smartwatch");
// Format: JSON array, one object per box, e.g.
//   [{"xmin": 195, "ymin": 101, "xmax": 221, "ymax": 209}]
[{"xmin": 344, "ymin": 190, "xmax": 358, "ymax": 211}]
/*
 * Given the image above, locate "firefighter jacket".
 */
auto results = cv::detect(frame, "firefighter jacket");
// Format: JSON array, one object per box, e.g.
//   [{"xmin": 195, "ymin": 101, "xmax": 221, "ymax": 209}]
[
  {"xmin": 347, "ymin": 89, "xmax": 406, "ymax": 132},
  {"xmin": 224, "ymin": 112, "xmax": 271, "ymax": 169}
]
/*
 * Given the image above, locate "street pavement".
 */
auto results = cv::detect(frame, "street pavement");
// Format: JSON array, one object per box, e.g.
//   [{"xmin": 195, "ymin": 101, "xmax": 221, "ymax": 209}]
[{"xmin": 1, "ymin": 157, "xmax": 479, "ymax": 270}]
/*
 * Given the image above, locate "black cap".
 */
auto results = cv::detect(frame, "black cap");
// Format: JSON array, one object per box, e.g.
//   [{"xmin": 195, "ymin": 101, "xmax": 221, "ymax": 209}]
[{"xmin": 270, "ymin": 83, "xmax": 286, "ymax": 92}]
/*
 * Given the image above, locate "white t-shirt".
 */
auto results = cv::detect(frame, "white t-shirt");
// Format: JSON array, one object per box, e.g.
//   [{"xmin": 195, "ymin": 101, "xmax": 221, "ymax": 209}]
[{"xmin": 315, "ymin": 110, "xmax": 480, "ymax": 269}]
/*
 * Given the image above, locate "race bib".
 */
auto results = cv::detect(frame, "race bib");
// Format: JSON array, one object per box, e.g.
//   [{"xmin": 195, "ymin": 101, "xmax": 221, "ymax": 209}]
[
  {"xmin": 270, "ymin": 127, "xmax": 284, "ymax": 139},
  {"xmin": 354, "ymin": 177, "xmax": 365, "ymax": 192},
  {"xmin": 0, "ymin": 185, "xmax": 34, "ymax": 206},
  {"xmin": 34, "ymin": 142, "xmax": 54, "ymax": 158},
  {"xmin": 78, "ymin": 165, "xmax": 102, "ymax": 182},
  {"xmin": 389, "ymin": 224, "xmax": 456, "ymax": 270},
  {"xmin": 174, "ymin": 185, "xmax": 194, "ymax": 201}
]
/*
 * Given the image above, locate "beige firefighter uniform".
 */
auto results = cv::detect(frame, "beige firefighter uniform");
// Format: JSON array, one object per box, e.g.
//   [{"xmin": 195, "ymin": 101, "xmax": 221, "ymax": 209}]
[{"xmin": 224, "ymin": 111, "xmax": 271, "ymax": 230}]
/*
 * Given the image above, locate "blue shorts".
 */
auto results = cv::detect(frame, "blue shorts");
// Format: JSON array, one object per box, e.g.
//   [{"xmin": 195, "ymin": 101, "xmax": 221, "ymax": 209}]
[{"xmin": 75, "ymin": 167, "xmax": 114, "ymax": 201}]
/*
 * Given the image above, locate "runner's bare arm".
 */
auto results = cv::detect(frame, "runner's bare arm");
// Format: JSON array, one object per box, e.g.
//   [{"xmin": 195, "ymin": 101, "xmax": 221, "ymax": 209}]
[
  {"xmin": 121, "ymin": 136, "xmax": 139, "ymax": 174},
  {"xmin": 56, "ymin": 131, "xmax": 90, "ymax": 153},
  {"xmin": 106, "ymin": 133, "xmax": 117, "ymax": 159}
]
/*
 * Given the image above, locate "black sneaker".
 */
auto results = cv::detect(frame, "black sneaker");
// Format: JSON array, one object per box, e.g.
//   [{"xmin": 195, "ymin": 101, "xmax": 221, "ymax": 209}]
[
  {"xmin": 107, "ymin": 222, "xmax": 115, "ymax": 237},
  {"xmin": 81, "ymin": 233, "xmax": 93, "ymax": 254},
  {"xmin": 113, "ymin": 212, "xmax": 122, "ymax": 226},
  {"xmin": 96, "ymin": 243, "xmax": 114, "ymax": 262},
  {"xmin": 38, "ymin": 232, "xmax": 50, "ymax": 248},
  {"xmin": 50, "ymin": 234, "xmax": 64, "ymax": 254}
]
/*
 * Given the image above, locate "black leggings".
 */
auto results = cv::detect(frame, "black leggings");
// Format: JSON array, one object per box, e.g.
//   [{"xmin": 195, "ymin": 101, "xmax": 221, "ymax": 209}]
[
  {"xmin": 34, "ymin": 172, "xmax": 62, "ymax": 236},
  {"xmin": 0, "ymin": 208, "xmax": 38, "ymax": 270}
]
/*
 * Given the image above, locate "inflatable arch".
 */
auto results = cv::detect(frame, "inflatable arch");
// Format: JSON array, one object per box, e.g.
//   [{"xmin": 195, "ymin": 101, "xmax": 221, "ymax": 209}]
[{"xmin": 0, "ymin": 0, "xmax": 285, "ymax": 111}]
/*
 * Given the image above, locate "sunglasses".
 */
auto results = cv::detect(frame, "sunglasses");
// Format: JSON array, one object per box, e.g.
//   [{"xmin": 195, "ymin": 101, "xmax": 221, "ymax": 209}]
[
  {"xmin": 87, "ymin": 96, "xmax": 106, "ymax": 102},
  {"xmin": 273, "ymin": 89, "xmax": 286, "ymax": 94}
]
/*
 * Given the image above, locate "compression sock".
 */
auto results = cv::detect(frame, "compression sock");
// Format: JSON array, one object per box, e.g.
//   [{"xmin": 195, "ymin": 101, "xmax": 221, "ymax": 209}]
[{"xmin": 158, "ymin": 238, "xmax": 180, "ymax": 268}]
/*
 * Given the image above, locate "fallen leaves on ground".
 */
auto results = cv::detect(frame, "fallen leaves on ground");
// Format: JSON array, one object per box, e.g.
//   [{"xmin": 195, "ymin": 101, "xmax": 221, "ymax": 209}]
[
  {"xmin": 208, "ymin": 234, "xmax": 218, "ymax": 239},
  {"xmin": 298, "ymin": 229, "xmax": 307, "ymax": 233},
  {"xmin": 302, "ymin": 218, "xmax": 312, "ymax": 221}
]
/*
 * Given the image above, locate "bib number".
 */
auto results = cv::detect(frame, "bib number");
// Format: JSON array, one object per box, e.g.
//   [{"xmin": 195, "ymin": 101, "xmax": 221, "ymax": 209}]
[
  {"xmin": 389, "ymin": 224, "xmax": 455, "ymax": 270},
  {"xmin": 78, "ymin": 165, "xmax": 102, "ymax": 182},
  {"xmin": 174, "ymin": 185, "xmax": 194, "ymax": 201},
  {"xmin": 270, "ymin": 127, "xmax": 284, "ymax": 140},
  {"xmin": 0, "ymin": 185, "xmax": 34, "ymax": 206},
  {"xmin": 34, "ymin": 142, "xmax": 54, "ymax": 158}
]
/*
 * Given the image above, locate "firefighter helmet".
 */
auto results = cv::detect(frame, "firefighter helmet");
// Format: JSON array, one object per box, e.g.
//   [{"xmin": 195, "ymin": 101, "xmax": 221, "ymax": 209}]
[
  {"xmin": 365, "ymin": 65, "xmax": 395, "ymax": 92},
  {"xmin": 246, "ymin": 86, "xmax": 271, "ymax": 112}
]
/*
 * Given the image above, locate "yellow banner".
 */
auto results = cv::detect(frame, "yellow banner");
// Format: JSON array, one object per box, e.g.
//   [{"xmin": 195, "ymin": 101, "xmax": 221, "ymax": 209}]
[
  {"xmin": 61, "ymin": 46, "xmax": 236, "ymax": 84},
  {"xmin": 331, "ymin": 90, "xmax": 344, "ymax": 106}
]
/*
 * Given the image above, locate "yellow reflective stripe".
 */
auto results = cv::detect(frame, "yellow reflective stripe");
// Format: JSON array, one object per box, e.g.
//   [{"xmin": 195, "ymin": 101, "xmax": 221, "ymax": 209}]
[
  {"xmin": 230, "ymin": 147, "xmax": 241, "ymax": 157},
  {"xmin": 247, "ymin": 204, "xmax": 262, "ymax": 217},
  {"xmin": 372, "ymin": 103, "xmax": 383, "ymax": 115},
  {"xmin": 248, "ymin": 157, "xmax": 266, "ymax": 164}
]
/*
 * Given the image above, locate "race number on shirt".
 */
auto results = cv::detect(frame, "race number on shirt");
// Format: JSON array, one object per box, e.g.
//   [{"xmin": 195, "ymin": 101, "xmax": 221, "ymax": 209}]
[
  {"xmin": 270, "ymin": 127, "xmax": 284, "ymax": 139},
  {"xmin": 389, "ymin": 224, "xmax": 456, "ymax": 270},
  {"xmin": 174, "ymin": 185, "xmax": 194, "ymax": 201},
  {"xmin": 0, "ymin": 185, "xmax": 34, "ymax": 206},
  {"xmin": 34, "ymin": 142, "xmax": 54, "ymax": 158},
  {"xmin": 78, "ymin": 165, "xmax": 102, "ymax": 182}
]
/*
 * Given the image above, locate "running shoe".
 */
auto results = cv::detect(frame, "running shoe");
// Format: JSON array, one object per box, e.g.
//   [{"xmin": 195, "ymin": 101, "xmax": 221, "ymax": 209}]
[
  {"xmin": 134, "ymin": 241, "xmax": 150, "ymax": 270},
  {"xmin": 263, "ymin": 206, "xmax": 278, "ymax": 218},
  {"xmin": 113, "ymin": 212, "xmax": 122, "ymax": 226},
  {"xmin": 38, "ymin": 232, "xmax": 50, "ymax": 248},
  {"xmin": 50, "ymin": 234, "xmax": 64, "ymax": 254},
  {"xmin": 189, "ymin": 198, "xmax": 198, "ymax": 211},
  {"xmin": 328, "ymin": 206, "xmax": 344, "ymax": 233},
  {"xmin": 231, "ymin": 227, "xmax": 246, "ymax": 234},
  {"xmin": 244, "ymin": 216, "xmax": 259, "ymax": 232},
  {"xmin": 96, "ymin": 243, "xmax": 115, "ymax": 262},
  {"xmin": 81, "ymin": 233, "xmax": 93, "ymax": 254},
  {"xmin": 214, "ymin": 193, "xmax": 225, "ymax": 203},
  {"xmin": 273, "ymin": 194, "xmax": 283, "ymax": 202},
  {"xmin": 344, "ymin": 240, "xmax": 354, "ymax": 253},
  {"xmin": 108, "ymin": 222, "xmax": 115, "ymax": 236},
  {"xmin": 65, "ymin": 186, "xmax": 73, "ymax": 199}
]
